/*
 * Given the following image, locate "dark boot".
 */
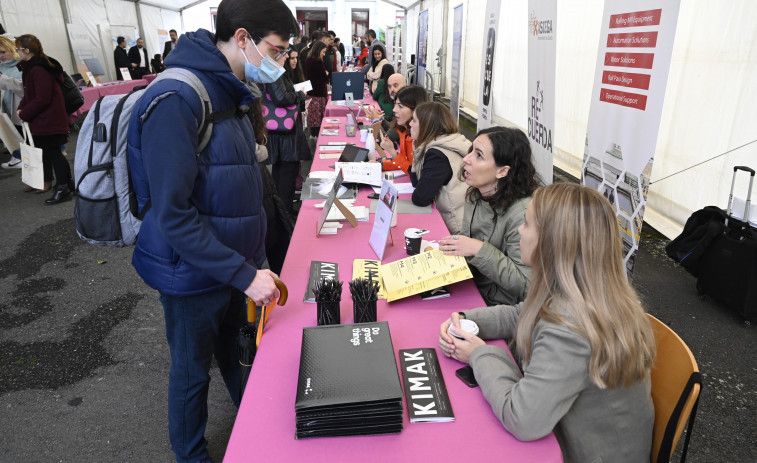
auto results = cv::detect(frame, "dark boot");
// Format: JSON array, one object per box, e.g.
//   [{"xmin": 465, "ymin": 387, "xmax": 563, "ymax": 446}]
[{"xmin": 45, "ymin": 185, "xmax": 72, "ymax": 205}]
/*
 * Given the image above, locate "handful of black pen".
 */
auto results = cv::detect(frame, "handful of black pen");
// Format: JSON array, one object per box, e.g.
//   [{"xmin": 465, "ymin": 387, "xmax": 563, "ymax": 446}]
[
  {"xmin": 313, "ymin": 277, "xmax": 342, "ymax": 325},
  {"xmin": 349, "ymin": 278, "xmax": 379, "ymax": 324}
]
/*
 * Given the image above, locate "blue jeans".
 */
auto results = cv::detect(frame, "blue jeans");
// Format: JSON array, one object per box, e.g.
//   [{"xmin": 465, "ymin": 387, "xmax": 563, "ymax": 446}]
[{"xmin": 160, "ymin": 288, "xmax": 245, "ymax": 463}]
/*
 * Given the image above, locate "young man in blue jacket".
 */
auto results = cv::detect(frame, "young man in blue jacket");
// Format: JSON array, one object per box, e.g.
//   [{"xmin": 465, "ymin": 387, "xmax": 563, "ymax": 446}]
[{"xmin": 127, "ymin": 1, "xmax": 298, "ymax": 461}]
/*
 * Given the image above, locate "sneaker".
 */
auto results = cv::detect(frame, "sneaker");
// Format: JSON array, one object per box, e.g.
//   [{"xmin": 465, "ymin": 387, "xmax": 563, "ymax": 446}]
[{"xmin": 1, "ymin": 158, "xmax": 22, "ymax": 169}]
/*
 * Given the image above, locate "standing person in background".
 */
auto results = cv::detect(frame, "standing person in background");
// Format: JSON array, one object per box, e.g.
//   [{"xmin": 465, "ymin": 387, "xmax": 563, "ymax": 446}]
[
  {"xmin": 335, "ymin": 37, "xmax": 345, "ymax": 67},
  {"xmin": 15, "ymin": 34, "xmax": 72, "ymax": 203},
  {"xmin": 262, "ymin": 49, "xmax": 309, "ymax": 216},
  {"xmin": 439, "ymin": 127, "xmax": 541, "ymax": 306},
  {"xmin": 408, "ymin": 101, "xmax": 471, "ymax": 233},
  {"xmin": 365, "ymin": 45, "xmax": 389, "ymax": 93},
  {"xmin": 323, "ymin": 31, "xmax": 336, "ymax": 77},
  {"xmin": 113, "ymin": 36, "xmax": 132, "ymax": 80},
  {"xmin": 439, "ymin": 183, "xmax": 656, "ymax": 463},
  {"xmin": 358, "ymin": 40, "xmax": 369, "ymax": 66},
  {"xmin": 162, "ymin": 29, "xmax": 178, "ymax": 60},
  {"xmin": 360, "ymin": 29, "xmax": 384, "ymax": 75},
  {"xmin": 376, "ymin": 85, "xmax": 428, "ymax": 175},
  {"xmin": 126, "ymin": 0, "xmax": 298, "ymax": 461},
  {"xmin": 304, "ymin": 41, "xmax": 328, "ymax": 138},
  {"xmin": 0, "ymin": 36, "xmax": 24, "ymax": 169},
  {"xmin": 128, "ymin": 38, "xmax": 150, "ymax": 79}
]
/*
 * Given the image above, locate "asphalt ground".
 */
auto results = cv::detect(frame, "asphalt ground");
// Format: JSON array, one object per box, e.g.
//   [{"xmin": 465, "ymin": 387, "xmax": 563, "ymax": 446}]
[{"xmin": 1, "ymin": 131, "xmax": 755, "ymax": 462}]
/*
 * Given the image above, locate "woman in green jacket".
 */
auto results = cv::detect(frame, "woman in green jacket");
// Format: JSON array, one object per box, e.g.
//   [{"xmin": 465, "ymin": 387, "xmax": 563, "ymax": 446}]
[
  {"xmin": 371, "ymin": 64, "xmax": 395, "ymax": 116},
  {"xmin": 438, "ymin": 127, "xmax": 540, "ymax": 305}
]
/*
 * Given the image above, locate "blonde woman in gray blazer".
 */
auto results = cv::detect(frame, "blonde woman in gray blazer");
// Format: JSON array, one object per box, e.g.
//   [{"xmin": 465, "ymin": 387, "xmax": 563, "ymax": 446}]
[
  {"xmin": 439, "ymin": 183, "xmax": 656, "ymax": 463},
  {"xmin": 439, "ymin": 127, "xmax": 540, "ymax": 306}
]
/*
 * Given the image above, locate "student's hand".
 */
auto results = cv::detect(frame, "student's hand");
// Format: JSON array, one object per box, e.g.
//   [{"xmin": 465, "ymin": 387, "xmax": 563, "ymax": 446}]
[
  {"xmin": 449, "ymin": 328, "xmax": 486, "ymax": 364},
  {"xmin": 244, "ymin": 269, "xmax": 280, "ymax": 306},
  {"xmin": 379, "ymin": 133, "xmax": 396, "ymax": 157},
  {"xmin": 439, "ymin": 235, "xmax": 484, "ymax": 257},
  {"xmin": 365, "ymin": 106, "xmax": 384, "ymax": 121},
  {"xmin": 439, "ymin": 312, "xmax": 464, "ymax": 357}
]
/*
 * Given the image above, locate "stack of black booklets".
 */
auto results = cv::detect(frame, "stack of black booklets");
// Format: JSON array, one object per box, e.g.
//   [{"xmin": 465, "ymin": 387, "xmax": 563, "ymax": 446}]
[{"xmin": 295, "ymin": 321, "xmax": 404, "ymax": 438}]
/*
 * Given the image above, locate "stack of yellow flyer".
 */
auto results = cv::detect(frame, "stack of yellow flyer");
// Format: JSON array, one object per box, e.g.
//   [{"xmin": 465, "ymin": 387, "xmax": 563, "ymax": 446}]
[{"xmin": 379, "ymin": 250, "xmax": 473, "ymax": 302}]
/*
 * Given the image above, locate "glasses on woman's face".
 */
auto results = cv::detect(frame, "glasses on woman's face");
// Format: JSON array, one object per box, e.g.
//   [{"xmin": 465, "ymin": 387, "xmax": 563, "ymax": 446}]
[{"xmin": 15, "ymin": 47, "xmax": 27, "ymax": 53}]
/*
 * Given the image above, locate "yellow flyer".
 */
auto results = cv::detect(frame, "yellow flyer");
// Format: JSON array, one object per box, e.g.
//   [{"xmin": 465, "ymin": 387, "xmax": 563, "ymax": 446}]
[
  {"xmin": 380, "ymin": 250, "xmax": 473, "ymax": 302},
  {"xmin": 352, "ymin": 259, "xmax": 388, "ymax": 300}
]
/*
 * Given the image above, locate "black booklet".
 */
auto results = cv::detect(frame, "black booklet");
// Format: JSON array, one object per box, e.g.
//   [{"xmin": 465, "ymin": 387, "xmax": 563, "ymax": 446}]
[
  {"xmin": 295, "ymin": 321, "xmax": 404, "ymax": 438},
  {"xmin": 303, "ymin": 261, "xmax": 339, "ymax": 303},
  {"xmin": 399, "ymin": 348, "xmax": 455, "ymax": 423}
]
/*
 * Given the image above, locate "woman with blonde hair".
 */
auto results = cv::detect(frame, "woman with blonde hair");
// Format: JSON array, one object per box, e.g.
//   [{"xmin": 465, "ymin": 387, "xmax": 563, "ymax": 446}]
[
  {"xmin": 408, "ymin": 101, "xmax": 471, "ymax": 233},
  {"xmin": 0, "ymin": 36, "xmax": 24, "ymax": 169},
  {"xmin": 439, "ymin": 182, "xmax": 656, "ymax": 463}
]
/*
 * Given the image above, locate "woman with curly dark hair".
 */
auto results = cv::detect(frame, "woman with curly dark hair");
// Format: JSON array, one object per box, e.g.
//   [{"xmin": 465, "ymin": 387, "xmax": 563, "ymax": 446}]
[{"xmin": 438, "ymin": 126, "xmax": 541, "ymax": 306}]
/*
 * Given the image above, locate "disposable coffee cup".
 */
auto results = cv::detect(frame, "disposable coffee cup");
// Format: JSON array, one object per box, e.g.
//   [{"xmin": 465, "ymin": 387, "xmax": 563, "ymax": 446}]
[
  {"xmin": 448, "ymin": 319, "xmax": 479, "ymax": 339},
  {"xmin": 404, "ymin": 228, "xmax": 424, "ymax": 255}
]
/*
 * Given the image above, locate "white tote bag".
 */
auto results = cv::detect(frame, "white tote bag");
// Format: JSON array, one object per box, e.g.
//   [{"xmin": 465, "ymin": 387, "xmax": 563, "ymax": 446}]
[
  {"xmin": 20, "ymin": 122, "xmax": 44, "ymax": 190},
  {"xmin": 0, "ymin": 112, "xmax": 22, "ymax": 154}
]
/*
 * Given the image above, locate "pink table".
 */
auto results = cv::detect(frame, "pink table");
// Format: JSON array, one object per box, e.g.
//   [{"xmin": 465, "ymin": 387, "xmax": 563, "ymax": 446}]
[
  {"xmin": 324, "ymin": 89, "xmax": 377, "ymax": 118},
  {"xmin": 224, "ymin": 118, "xmax": 562, "ymax": 462},
  {"xmin": 70, "ymin": 79, "xmax": 148, "ymax": 122},
  {"xmin": 143, "ymin": 74, "xmax": 158, "ymax": 84}
]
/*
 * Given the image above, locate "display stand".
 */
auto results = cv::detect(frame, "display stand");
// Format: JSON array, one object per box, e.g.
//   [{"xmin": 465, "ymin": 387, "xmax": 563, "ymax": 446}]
[{"xmin": 316, "ymin": 171, "xmax": 358, "ymax": 236}]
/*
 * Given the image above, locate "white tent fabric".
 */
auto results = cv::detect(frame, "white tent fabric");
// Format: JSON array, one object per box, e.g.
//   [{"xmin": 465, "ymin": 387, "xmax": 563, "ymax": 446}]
[{"xmin": 0, "ymin": 0, "xmax": 74, "ymax": 73}]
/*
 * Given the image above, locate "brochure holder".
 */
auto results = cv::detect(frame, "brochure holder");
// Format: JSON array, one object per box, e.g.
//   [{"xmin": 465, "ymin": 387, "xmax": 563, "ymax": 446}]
[{"xmin": 316, "ymin": 171, "xmax": 358, "ymax": 236}]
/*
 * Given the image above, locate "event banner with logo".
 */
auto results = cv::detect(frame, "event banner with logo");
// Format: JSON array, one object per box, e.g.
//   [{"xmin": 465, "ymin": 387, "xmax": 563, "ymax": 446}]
[
  {"xmin": 477, "ymin": 0, "xmax": 501, "ymax": 132},
  {"xmin": 527, "ymin": 0, "xmax": 556, "ymax": 185},
  {"xmin": 450, "ymin": 4, "xmax": 464, "ymax": 123},
  {"xmin": 416, "ymin": 10, "xmax": 429, "ymax": 88},
  {"xmin": 582, "ymin": 0, "xmax": 681, "ymax": 276}
]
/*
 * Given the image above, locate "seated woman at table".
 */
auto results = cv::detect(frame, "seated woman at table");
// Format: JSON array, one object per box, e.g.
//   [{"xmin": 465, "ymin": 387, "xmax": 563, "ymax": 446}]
[
  {"xmin": 365, "ymin": 45, "xmax": 389, "ymax": 93},
  {"xmin": 438, "ymin": 127, "xmax": 540, "ymax": 306},
  {"xmin": 408, "ymin": 101, "xmax": 471, "ymax": 233},
  {"xmin": 304, "ymin": 41, "xmax": 329, "ymax": 138},
  {"xmin": 376, "ymin": 85, "xmax": 428, "ymax": 175},
  {"xmin": 370, "ymin": 63, "xmax": 395, "ymax": 117},
  {"xmin": 438, "ymin": 182, "xmax": 656, "ymax": 463}
]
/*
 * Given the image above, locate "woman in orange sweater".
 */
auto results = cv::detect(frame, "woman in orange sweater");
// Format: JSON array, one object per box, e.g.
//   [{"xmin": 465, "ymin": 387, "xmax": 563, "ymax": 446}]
[{"xmin": 377, "ymin": 85, "xmax": 428, "ymax": 175}]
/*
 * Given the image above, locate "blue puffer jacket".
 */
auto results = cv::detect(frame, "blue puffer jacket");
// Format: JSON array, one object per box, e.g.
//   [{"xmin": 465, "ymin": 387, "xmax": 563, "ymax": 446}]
[{"xmin": 128, "ymin": 29, "xmax": 266, "ymax": 296}]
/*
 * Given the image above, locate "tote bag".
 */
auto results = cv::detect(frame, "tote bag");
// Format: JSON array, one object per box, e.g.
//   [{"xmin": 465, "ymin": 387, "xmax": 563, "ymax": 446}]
[
  {"xmin": 20, "ymin": 122, "xmax": 44, "ymax": 190},
  {"xmin": 0, "ymin": 112, "xmax": 22, "ymax": 154}
]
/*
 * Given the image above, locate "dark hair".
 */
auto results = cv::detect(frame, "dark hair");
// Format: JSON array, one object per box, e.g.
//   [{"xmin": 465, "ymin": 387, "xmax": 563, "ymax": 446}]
[
  {"xmin": 310, "ymin": 30, "xmax": 321, "ymax": 42},
  {"xmin": 379, "ymin": 64, "xmax": 395, "ymax": 102},
  {"xmin": 285, "ymin": 49, "xmax": 305, "ymax": 84},
  {"xmin": 153, "ymin": 53, "xmax": 161, "ymax": 60},
  {"xmin": 169, "ymin": 29, "xmax": 177, "ymax": 34},
  {"xmin": 308, "ymin": 41, "xmax": 327, "ymax": 60},
  {"xmin": 15, "ymin": 35, "xmax": 53, "ymax": 68},
  {"xmin": 248, "ymin": 96, "xmax": 267, "ymax": 145},
  {"xmin": 463, "ymin": 127, "xmax": 541, "ymax": 212},
  {"xmin": 413, "ymin": 102, "xmax": 459, "ymax": 152},
  {"xmin": 334, "ymin": 38, "xmax": 340, "ymax": 43},
  {"xmin": 327, "ymin": 30, "xmax": 336, "ymax": 38},
  {"xmin": 215, "ymin": 0, "xmax": 299, "ymax": 44},
  {"xmin": 370, "ymin": 44, "xmax": 385, "ymax": 71},
  {"xmin": 392, "ymin": 85, "xmax": 429, "ymax": 132},
  {"xmin": 366, "ymin": 29, "xmax": 376, "ymax": 39},
  {"xmin": 117, "ymin": 36, "xmax": 126, "ymax": 45}
]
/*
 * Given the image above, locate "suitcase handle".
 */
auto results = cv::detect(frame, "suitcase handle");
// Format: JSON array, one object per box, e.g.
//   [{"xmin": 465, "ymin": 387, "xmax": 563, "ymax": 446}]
[
  {"xmin": 726, "ymin": 166, "xmax": 755, "ymax": 227},
  {"xmin": 733, "ymin": 166, "xmax": 755, "ymax": 176}
]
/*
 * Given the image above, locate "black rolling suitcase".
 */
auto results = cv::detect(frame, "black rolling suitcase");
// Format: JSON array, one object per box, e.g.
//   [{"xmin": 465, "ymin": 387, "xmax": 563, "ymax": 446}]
[{"xmin": 696, "ymin": 166, "xmax": 757, "ymax": 319}]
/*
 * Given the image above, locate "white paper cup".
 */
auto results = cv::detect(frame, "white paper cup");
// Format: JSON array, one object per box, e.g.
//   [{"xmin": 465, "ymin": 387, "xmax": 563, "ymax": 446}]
[
  {"xmin": 448, "ymin": 319, "xmax": 479, "ymax": 339},
  {"xmin": 360, "ymin": 129, "xmax": 369, "ymax": 142},
  {"xmin": 404, "ymin": 228, "xmax": 424, "ymax": 255}
]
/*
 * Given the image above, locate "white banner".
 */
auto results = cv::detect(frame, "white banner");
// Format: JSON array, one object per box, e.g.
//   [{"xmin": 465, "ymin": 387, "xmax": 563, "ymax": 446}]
[
  {"xmin": 477, "ymin": 0, "xmax": 501, "ymax": 132},
  {"xmin": 582, "ymin": 0, "xmax": 681, "ymax": 276},
  {"xmin": 450, "ymin": 4, "xmax": 464, "ymax": 123},
  {"xmin": 527, "ymin": 0, "xmax": 556, "ymax": 185}
]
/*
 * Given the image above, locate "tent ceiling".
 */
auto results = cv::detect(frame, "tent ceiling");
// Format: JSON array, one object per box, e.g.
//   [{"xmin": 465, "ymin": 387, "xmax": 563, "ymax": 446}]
[{"xmin": 126, "ymin": 0, "xmax": 208, "ymax": 13}]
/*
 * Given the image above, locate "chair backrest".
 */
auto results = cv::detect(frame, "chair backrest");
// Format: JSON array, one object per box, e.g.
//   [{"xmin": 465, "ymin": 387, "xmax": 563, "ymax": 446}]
[{"xmin": 648, "ymin": 314, "xmax": 702, "ymax": 463}]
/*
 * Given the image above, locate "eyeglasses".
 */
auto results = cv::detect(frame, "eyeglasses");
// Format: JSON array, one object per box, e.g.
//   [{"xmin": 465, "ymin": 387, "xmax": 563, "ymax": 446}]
[
  {"xmin": 252, "ymin": 35, "xmax": 289, "ymax": 60},
  {"xmin": 15, "ymin": 47, "xmax": 27, "ymax": 52}
]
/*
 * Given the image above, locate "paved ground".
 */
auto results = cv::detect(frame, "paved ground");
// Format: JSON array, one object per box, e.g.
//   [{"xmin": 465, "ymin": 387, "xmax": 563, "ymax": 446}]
[{"xmin": 0, "ymin": 133, "xmax": 755, "ymax": 462}]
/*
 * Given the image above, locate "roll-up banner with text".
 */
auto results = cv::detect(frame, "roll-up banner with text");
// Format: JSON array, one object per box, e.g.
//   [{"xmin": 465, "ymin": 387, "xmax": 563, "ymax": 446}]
[
  {"xmin": 416, "ymin": 10, "xmax": 429, "ymax": 88},
  {"xmin": 477, "ymin": 0, "xmax": 501, "ymax": 132},
  {"xmin": 582, "ymin": 0, "xmax": 681, "ymax": 277},
  {"xmin": 527, "ymin": 0, "xmax": 556, "ymax": 185},
  {"xmin": 450, "ymin": 4, "xmax": 464, "ymax": 123}
]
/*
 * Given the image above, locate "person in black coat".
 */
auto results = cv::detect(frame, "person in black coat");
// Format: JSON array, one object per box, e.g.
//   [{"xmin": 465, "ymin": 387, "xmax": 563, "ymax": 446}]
[
  {"xmin": 128, "ymin": 38, "xmax": 149, "ymax": 79},
  {"xmin": 163, "ymin": 29, "xmax": 178, "ymax": 59},
  {"xmin": 113, "ymin": 36, "xmax": 132, "ymax": 80},
  {"xmin": 262, "ymin": 49, "xmax": 310, "ymax": 215}
]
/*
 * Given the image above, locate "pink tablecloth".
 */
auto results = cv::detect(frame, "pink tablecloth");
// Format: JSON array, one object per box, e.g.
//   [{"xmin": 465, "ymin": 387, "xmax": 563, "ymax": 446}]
[
  {"xmin": 224, "ymin": 118, "xmax": 562, "ymax": 462},
  {"xmin": 324, "ymin": 89, "xmax": 377, "ymax": 118},
  {"xmin": 143, "ymin": 74, "xmax": 158, "ymax": 84},
  {"xmin": 70, "ymin": 79, "xmax": 148, "ymax": 122}
]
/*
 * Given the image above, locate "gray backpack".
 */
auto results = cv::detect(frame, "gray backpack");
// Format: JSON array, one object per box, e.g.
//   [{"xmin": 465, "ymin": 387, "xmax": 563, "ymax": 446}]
[{"xmin": 74, "ymin": 68, "xmax": 243, "ymax": 246}]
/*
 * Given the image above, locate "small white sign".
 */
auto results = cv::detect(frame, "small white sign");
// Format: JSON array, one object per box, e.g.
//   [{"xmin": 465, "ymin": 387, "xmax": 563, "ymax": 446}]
[
  {"xmin": 120, "ymin": 68, "xmax": 132, "ymax": 81},
  {"xmin": 335, "ymin": 162, "xmax": 382, "ymax": 187},
  {"xmin": 369, "ymin": 180, "xmax": 399, "ymax": 260},
  {"xmin": 86, "ymin": 72, "xmax": 99, "ymax": 87}
]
